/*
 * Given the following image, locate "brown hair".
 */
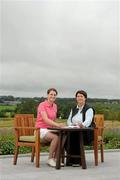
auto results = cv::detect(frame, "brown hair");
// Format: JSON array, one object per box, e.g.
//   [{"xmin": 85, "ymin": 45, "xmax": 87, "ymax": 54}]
[
  {"xmin": 47, "ymin": 88, "xmax": 58, "ymax": 95},
  {"xmin": 75, "ymin": 90, "xmax": 87, "ymax": 99}
]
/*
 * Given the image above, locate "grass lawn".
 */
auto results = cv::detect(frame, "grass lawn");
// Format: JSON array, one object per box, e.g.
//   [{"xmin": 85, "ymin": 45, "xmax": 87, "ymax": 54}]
[
  {"xmin": 0, "ymin": 105, "xmax": 16, "ymax": 111},
  {"xmin": 0, "ymin": 119, "xmax": 14, "ymax": 127},
  {"xmin": 0, "ymin": 118, "xmax": 120, "ymax": 155},
  {"xmin": 0, "ymin": 118, "xmax": 120, "ymax": 128},
  {"xmin": 105, "ymin": 120, "xmax": 120, "ymax": 128},
  {"xmin": 0, "ymin": 118, "xmax": 66, "ymax": 128}
]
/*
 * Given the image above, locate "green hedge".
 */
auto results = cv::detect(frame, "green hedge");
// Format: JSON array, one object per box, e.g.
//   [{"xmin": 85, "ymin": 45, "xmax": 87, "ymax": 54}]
[
  {"xmin": 0, "ymin": 129, "xmax": 120, "ymax": 155},
  {"xmin": 104, "ymin": 129, "xmax": 120, "ymax": 149},
  {"xmin": 0, "ymin": 132, "xmax": 48, "ymax": 155}
]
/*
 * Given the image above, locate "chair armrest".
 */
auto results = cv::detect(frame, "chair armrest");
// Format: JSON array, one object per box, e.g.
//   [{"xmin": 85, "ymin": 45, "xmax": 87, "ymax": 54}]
[
  {"xmin": 14, "ymin": 127, "xmax": 40, "ymax": 142},
  {"xmin": 94, "ymin": 127, "xmax": 105, "ymax": 130},
  {"xmin": 94, "ymin": 126, "xmax": 104, "ymax": 139},
  {"xmin": 15, "ymin": 127, "xmax": 39, "ymax": 130},
  {"xmin": 98, "ymin": 127, "xmax": 104, "ymax": 129}
]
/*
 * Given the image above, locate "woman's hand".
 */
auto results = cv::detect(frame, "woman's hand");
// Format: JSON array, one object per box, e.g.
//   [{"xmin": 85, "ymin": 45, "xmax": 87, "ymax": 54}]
[
  {"xmin": 72, "ymin": 122, "xmax": 79, "ymax": 126},
  {"xmin": 72, "ymin": 122, "xmax": 84, "ymax": 128},
  {"xmin": 78, "ymin": 123, "xmax": 84, "ymax": 128},
  {"xmin": 57, "ymin": 123, "xmax": 66, "ymax": 128}
]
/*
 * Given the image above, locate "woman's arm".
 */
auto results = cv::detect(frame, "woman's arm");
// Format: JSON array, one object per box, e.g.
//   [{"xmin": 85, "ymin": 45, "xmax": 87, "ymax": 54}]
[
  {"xmin": 41, "ymin": 111, "xmax": 64, "ymax": 127},
  {"xmin": 82, "ymin": 108, "xmax": 94, "ymax": 127},
  {"xmin": 67, "ymin": 110, "xmax": 72, "ymax": 126}
]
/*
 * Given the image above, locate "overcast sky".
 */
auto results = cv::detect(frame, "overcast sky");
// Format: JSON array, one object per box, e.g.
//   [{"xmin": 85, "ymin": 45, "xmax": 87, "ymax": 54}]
[{"xmin": 0, "ymin": 0, "xmax": 120, "ymax": 99}]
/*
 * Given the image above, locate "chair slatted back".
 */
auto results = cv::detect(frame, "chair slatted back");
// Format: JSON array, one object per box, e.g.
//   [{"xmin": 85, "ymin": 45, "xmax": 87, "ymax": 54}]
[
  {"xmin": 94, "ymin": 114, "xmax": 104, "ymax": 137},
  {"xmin": 14, "ymin": 114, "xmax": 35, "ymax": 136}
]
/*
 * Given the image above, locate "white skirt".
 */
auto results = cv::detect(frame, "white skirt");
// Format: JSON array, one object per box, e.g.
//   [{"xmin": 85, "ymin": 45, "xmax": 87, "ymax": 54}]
[
  {"xmin": 40, "ymin": 128, "xmax": 59, "ymax": 139},
  {"xmin": 40, "ymin": 128, "xmax": 50, "ymax": 139}
]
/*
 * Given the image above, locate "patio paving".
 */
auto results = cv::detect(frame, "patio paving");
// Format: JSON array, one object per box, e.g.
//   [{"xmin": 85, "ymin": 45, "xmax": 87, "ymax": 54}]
[{"xmin": 0, "ymin": 150, "xmax": 120, "ymax": 180}]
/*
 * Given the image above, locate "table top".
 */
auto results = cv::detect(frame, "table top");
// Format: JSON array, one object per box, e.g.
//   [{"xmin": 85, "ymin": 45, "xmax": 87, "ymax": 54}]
[{"xmin": 48, "ymin": 126, "xmax": 94, "ymax": 132}]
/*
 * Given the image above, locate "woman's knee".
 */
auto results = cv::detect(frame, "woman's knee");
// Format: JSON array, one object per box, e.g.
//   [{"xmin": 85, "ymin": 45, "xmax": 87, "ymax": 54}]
[
  {"xmin": 52, "ymin": 134, "xmax": 59, "ymax": 142},
  {"xmin": 44, "ymin": 132, "xmax": 58, "ymax": 142}
]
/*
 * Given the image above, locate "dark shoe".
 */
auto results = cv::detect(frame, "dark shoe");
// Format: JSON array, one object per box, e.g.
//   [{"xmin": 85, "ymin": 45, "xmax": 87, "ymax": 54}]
[{"xmin": 66, "ymin": 162, "xmax": 72, "ymax": 166}]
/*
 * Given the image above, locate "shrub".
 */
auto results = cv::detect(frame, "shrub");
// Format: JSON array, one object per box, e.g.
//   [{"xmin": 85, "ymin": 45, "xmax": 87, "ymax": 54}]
[
  {"xmin": 104, "ymin": 128, "xmax": 120, "ymax": 149},
  {"xmin": 0, "ymin": 128, "xmax": 120, "ymax": 155},
  {"xmin": 0, "ymin": 142, "xmax": 15, "ymax": 155},
  {"xmin": 0, "ymin": 131, "xmax": 48, "ymax": 155}
]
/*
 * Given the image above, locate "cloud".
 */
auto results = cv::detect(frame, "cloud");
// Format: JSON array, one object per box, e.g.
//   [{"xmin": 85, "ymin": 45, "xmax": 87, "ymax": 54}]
[{"xmin": 0, "ymin": 0, "xmax": 120, "ymax": 98}]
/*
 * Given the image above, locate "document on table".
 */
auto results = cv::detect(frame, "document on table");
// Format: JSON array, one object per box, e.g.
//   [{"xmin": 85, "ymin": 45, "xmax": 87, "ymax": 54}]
[{"xmin": 63, "ymin": 125, "xmax": 80, "ymax": 128}]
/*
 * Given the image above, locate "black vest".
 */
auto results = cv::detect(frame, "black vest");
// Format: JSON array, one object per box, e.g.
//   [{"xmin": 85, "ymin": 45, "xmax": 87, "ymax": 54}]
[{"xmin": 71, "ymin": 104, "xmax": 96, "ymax": 127}]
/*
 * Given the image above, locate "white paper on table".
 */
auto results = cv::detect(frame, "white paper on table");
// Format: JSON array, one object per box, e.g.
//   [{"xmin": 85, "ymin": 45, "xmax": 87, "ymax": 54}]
[{"xmin": 63, "ymin": 125, "xmax": 80, "ymax": 129}]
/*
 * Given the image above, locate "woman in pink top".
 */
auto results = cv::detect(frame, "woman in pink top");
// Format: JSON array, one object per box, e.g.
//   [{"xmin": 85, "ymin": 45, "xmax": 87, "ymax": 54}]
[{"xmin": 36, "ymin": 88, "xmax": 64, "ymax": 167}]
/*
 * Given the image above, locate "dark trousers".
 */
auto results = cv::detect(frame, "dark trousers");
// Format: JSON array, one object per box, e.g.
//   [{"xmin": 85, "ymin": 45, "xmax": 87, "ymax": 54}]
[{"xmin": 65, "ymin": 131, "xmax": 94, "ymax": 165}]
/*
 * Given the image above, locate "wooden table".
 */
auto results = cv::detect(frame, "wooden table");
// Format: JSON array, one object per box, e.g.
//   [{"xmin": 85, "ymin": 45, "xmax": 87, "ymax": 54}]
[{"xmin": 48, "ymin": 127, "xmax": 94, "ymax": 169}]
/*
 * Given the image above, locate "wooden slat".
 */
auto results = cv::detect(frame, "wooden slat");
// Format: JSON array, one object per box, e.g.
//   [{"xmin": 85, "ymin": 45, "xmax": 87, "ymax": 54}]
[
  {"xmin": 94, "ymin": 114, "xmax": 104, "ymax": 136},
  {"xmin": 94, "ymin": 114, "xmax": 104, "ymax": 165},
  {"xmin": 14, "ymin": 114, "xmax": 34, "ymax": 136}
]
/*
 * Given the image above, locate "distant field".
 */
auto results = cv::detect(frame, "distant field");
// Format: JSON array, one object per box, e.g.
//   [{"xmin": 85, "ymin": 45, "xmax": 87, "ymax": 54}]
[
  {"xmin": 0, "ymin": 119, "xmax": 14, "ymax": 127},
  {"xmin": 0, "ymin": 118, "xmax": 120, "ymax": 128},
  {"xmin": 105, "ymin": 120, "xmax": 120, "ymax": 128},
  {"xmin": 0, "ymin": 105, "xmax": 16, "ymax": 110}
]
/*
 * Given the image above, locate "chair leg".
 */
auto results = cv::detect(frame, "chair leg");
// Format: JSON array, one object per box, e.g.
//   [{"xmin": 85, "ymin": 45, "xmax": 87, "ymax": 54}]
[
  {"xmin": 35, "ymin": 146, "xmax": 40, "ymax": 168},
  {"xmin": 94, "ymin": 145, "xmax": 98, "ymax": 166},
  {"xmin": 31, "ymin": 147, "xmax": 35, "ymax": 162},
  {"xmin": 94, "ymin": 129, "xmax": 98, "ymax": 166},
  {"xmin": 13, "ymin": 146, "xmax": 19, "ymax": 165},
  {"xmin": 101, "ymin": 143, "xmax": 104, "ymax": 162}
]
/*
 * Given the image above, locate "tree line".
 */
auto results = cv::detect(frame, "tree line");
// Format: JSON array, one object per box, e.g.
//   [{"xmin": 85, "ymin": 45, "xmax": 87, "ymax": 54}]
[{"xmin": 0, "ymin": 96, "xmax": 120, "ymax": 121}]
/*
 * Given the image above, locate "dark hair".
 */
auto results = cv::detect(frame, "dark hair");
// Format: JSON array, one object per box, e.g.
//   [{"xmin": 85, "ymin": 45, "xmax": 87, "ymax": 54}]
[
  {"xmin": 75, "ymin": 90, "xmax": 87, "ymax": 99},
  {"xmin": 47, "ymin": 88, "xmax": 58, "ymax": 95}
]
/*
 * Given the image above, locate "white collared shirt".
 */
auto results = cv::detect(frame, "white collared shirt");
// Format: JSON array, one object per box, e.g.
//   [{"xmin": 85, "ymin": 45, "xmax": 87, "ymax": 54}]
[{"xmin": 67, "ymin": 105, "xmax": 94, "ymax": 127}]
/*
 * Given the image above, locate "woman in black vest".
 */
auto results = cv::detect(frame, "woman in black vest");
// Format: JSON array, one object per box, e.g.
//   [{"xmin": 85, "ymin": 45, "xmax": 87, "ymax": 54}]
[{"xmin": 66, "ymin": 90, "xmax": 95, "ymax": 166}]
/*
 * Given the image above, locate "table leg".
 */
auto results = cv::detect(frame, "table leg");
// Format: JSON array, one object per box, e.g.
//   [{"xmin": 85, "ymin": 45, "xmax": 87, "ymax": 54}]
[
  {"xmin": 56, "ymin": 131, "xmax": 62, "ymax": 169},
  {"xmin": 79, "ymin": 131, "xmax": 87, "ymax": 169},
  {"xmin": 61, "ymin": 133, "xmax": 67, "ymax": 163}
]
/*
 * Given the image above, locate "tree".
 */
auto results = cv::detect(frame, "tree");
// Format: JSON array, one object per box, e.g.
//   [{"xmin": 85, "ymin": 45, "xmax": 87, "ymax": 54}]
[{"xmin": 15, "ymin": 99, "xmax": 39, "ymax": 117}]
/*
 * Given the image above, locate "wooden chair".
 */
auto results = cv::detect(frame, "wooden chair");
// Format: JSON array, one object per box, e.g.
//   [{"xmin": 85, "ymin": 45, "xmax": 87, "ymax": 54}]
[
  {"xmin": 94, "ymin": 114, "xmax": 104, "ymax": 166},
  {"xmin": 13, "ymin": 114, "xmax": 40, "ymax": 167}
]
